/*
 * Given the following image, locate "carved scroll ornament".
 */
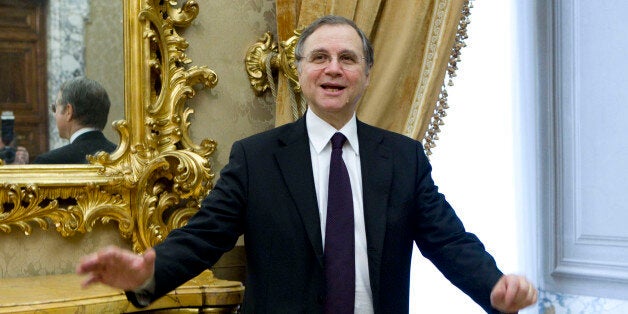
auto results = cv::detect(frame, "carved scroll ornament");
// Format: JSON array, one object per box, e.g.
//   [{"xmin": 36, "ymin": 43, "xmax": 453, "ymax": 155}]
[
  {"xmin": 245, "ymin": 30, "xmax": 300, "ymax": 96},
  {"xmin": 0, "ymin": 0, "xmax": 217, "ymax": 253}
]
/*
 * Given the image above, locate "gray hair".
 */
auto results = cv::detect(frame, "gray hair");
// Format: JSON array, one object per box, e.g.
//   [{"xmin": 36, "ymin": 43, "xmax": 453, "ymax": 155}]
[
  {"xmin": 295, "ymin": 15, "xmax": 374, "ymax": 73},
  {"xmin": 58, "ymin": 77, "xmax": 111, "ymax": 130}
]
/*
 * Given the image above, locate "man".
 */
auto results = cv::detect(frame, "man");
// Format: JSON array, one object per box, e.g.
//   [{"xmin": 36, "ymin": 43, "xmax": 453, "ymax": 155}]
[
  {"xmin": 77, "ymin": 16, "xmax": 537, "ymax": 313},
  {"xmin": 32, "ymin": 77, "xmax": 116, "ymax": 164}
]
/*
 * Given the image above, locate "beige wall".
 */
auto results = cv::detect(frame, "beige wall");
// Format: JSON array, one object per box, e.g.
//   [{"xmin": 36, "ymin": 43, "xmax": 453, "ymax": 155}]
[
  {"xmin": 0, "ymin": 225, "xmax": 130, "ymax": 279},
  {"xmin": 184, "ymin": 0, "xmax": 277, "ymax": 173},
  {"xmin": 176, "ymin": 0, "xmax": 277, "ymax": 281}
]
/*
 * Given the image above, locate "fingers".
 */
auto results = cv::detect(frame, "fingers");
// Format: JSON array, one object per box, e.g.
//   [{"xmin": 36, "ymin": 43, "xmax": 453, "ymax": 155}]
[
  {"xmin": 527, "ymin": 281, "xmax": 539, "ymax": 305},
  {"xmin": 80, "ymin": 273, "xmax": 101, "ymax": 289},
  {"xmin": 491, "ymin": 274, "xmax": 538, "ymax": 313},
  {"xmin": 503, "ymin": 276, "xmax": 524, "ymax": 305},
  {"xmin": 14, "ymin": 147, "xmax": 29, "ymax": 164},
  {"xmin": 511, "ymin": 276, "xmax": 537, "ymax": 307},
  {"xmin": 76, "ymin": 251, "xmax": 101, "ymax": 275},
  {"xmin": 77, "ymin": 246, "xmax": 156, "ymax": 291},
  {"xmin": 76, "ymin": 246, "xmax": 127, "ymax": 284},
  {"xmin": 76, "ymin": 245, "xmax": 119, "ymax": 274}
]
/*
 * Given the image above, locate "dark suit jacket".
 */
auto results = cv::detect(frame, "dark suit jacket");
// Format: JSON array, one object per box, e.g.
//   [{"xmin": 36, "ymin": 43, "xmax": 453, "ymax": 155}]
[
  {"xmin": 32, "ymin": 131, "xmax": 116, "ymax": 164},
  {"xmin": 133, "ymin": 117, "xmax": 503, "ymax": 313}
]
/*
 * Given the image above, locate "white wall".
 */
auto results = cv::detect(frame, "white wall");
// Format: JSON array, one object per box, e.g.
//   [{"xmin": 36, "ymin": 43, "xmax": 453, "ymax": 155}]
[
  {"xmin": 409, "ymin": 1, "xmax": 531, "ymax": 312},
  {"xmin": 412, "ymin": 1, "xmax": 628, "ymax": 313}
]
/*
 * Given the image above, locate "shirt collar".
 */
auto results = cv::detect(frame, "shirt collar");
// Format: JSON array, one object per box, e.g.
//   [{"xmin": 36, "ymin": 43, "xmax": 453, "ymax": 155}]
[
  {"xmin": 306, "ymin": 109, "xmax": 359, "ymax": 155},
  {"xmin": 70, "ymin": 127, "xmax": 99, "ymax": 143}
]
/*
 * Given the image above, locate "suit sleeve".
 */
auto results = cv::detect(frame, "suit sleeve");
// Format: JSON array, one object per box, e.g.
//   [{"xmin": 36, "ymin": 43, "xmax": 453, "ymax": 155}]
[
  {"xmin": 412, "ymin": 145, "xmax": 503, "ymax": 313},
  {"xmin": 134, "ymin": 141, "xmax": 248, "ymax": 304}
]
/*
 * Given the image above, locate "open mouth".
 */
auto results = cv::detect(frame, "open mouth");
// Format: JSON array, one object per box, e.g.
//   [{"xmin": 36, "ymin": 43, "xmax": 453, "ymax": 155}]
[{"xmin": 321, "ymin": 83, "xmax": 346, "ymax": 93}]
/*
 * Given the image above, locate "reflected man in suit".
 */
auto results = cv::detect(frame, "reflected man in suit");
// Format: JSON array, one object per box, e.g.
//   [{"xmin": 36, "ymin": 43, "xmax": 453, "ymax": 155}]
[
  {"xmin": 33, "ymin": 77, "xmax": 116, "ymax": 164},
  {"xmin": 77, "ymin": 16, "xmax": 537, "ymax": 313}
]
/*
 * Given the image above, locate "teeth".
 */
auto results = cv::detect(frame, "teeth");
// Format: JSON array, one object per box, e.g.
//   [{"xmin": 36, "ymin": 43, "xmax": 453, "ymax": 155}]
[{"xmin": 327, "ymin": 88, "xmax": 339, "ymax": 92}]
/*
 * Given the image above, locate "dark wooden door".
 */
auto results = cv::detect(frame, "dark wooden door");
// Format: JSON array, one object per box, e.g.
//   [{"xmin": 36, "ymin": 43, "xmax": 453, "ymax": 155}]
[{"xmin": 0, "ymin": 0, "xmax": 48, "ymax": 158}]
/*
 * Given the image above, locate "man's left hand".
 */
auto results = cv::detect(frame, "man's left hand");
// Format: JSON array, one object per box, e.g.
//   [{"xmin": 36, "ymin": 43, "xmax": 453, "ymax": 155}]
[{"xmin": 490, "ymin": 274, "xmax": 538, "ymax": 313}]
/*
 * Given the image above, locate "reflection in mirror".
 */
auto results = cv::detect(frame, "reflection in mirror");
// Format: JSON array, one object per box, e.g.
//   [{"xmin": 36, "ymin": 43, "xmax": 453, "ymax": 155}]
[
  {"xmin": 0, "ymin": 0, "xmax": 48, "ymax": 160},
  {"xmin": 41, "ymin": 0, "xmax": 123, "ymax": 163},
  {"xmin": 84, "ymin": 0, "xmax": 123, "ymax": 147},
  {"xmin": 0, "ymin": 0, "xmax": 123, "ymax": 163},
  {"xmin": 0, "ymin": 0, "xmax": 217, "ymax": 257},
  {"xmin": 32, "ymin": 77, "xmax": 117, "ymax": 164}
]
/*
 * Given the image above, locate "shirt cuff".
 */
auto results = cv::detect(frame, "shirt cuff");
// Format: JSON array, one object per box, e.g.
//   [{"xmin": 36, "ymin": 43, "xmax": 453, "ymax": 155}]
[{"xmin": 126, "ymin": 276, "xmax": 156, "ymax": 307}]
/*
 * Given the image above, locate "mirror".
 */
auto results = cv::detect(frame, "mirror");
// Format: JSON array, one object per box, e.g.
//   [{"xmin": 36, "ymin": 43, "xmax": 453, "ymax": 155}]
[
  {"xmin": 0, "ymin": 0, "xmax": 217, "ymax": 252},
  {"xmin": 39, "ymin": 0, "xmax": 124, "ymax": 162},
  {"xmin": 0, "ymin": 0, "xmax": 125, "ymax": 162},
  {"xmin": 84, "ymin": 0, "xmax": 124, "ymax": 147}
]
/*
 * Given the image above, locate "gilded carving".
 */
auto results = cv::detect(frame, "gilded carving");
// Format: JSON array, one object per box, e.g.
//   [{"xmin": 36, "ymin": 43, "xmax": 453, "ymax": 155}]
[
  {"xmin": 245, "ymin": 30, "xmax": 301, "ymax": 95},
  {"xmin": 279, "ymin": 30, "xmax": 301, "ymax": 91},
  {"xmin": 245, "ymin": 32, "xmax": 279, "ymax": 96},
  {"xmin": 0, "ymin": 184, "xmax": 66, "ymax": 236},
  {"xmin": 0, "ymin": 0, "xmax": 217, "ymax": 253}
]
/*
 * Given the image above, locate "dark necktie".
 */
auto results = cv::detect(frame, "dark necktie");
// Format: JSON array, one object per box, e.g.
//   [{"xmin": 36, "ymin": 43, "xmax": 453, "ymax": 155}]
[{"xmin": 324, "ymin": 132, "xmax": 355, "ymax": 314}]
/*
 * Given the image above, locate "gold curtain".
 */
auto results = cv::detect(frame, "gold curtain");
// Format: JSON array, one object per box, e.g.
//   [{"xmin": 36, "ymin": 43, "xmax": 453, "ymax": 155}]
[{"xmin": 274, "ymin": 0, "xmax": 466, "ymax": 143}]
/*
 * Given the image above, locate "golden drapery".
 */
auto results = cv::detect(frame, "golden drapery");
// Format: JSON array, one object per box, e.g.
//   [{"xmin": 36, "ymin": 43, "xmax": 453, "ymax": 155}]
[{"xmin": 274, "ymin": 0, "xmax": 467, "ymax": 147}]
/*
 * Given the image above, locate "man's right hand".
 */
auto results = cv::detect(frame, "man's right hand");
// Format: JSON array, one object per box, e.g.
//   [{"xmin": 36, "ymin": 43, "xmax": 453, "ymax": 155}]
[
  {"xmin": 76, "ymin": 245, "xmax": 156, "ymax": 291},
  {"xmin": 13, "ymin": 146, "xmax": 28, "ymax": 164}
]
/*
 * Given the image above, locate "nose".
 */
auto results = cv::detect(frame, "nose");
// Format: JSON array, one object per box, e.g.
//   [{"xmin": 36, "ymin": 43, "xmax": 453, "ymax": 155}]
[{"xmin": 323, "ymin": 58, "xmax": 343, "ymax": 75}]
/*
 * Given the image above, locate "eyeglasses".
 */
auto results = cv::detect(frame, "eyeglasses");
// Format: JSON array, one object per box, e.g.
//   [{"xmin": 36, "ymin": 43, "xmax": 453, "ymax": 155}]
[
  {"xmin": 300, "ymin": 51, "xmax": 365, "ymax": 71},
  {"xmin": 50, "ymin": 103, "xmax": 63, "ymax": 114}
]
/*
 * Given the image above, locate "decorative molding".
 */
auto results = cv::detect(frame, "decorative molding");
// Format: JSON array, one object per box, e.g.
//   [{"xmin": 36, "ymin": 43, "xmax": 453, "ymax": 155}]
[
  {"xmin": 544, "ymin": 0, "xmax": 628, "ymax": 298},
  {"xmin": 245, "ymin": 30, "xmax": 300, "ymax": 96},
  {"xmin": 245, "ymin": 32, "xmax": 279, "ymax": 96}
]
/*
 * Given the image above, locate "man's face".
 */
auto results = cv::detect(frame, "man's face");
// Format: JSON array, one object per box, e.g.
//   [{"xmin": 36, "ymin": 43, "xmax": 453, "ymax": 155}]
[{"xmin": 298, "ymin": 24, "xmax": 370, "ymax": 129}]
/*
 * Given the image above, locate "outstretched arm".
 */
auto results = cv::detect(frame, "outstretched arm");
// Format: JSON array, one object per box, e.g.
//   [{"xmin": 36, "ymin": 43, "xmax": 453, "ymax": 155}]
[
  {"xmin": 490, "ymin": 274, "xmax": 538, "ymax": 313},
  {"xmin": 76, "ymin": 245, "xmax": 156, "ymax": 291}
]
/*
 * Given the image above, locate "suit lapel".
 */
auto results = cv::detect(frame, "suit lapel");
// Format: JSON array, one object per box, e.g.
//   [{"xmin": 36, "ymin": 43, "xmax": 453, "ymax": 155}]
[
  {"xmin": 275, "ymin": 119, "xmax": 325, "ymax": 267},
  {"xmin": 272, "ymin": 119, "xmax": 394, "ymax": 280},
  {"xmin": 357, "ymin": 121, "xmax": 392, "ymax": 302}
]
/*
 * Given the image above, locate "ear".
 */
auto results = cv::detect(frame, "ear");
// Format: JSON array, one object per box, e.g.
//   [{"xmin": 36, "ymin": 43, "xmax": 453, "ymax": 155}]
[{"xmin": 64, "ymin": 103, "xmax": 74, "ymax": 121}]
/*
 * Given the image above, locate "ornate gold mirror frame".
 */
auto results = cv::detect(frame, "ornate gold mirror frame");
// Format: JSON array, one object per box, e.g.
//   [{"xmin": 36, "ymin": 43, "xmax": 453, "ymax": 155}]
[{"xmin": 0, "ymin": 0, "xmax": 216, "ymax": 253}]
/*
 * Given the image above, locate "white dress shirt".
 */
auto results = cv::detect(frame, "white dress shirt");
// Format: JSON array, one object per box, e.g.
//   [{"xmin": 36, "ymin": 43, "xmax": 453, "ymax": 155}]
[
  {"xmin": 306, "ymin": 109, "xmax": 374, "ymax": 314},
  {"xmin": 134, "ymin": 112, "xmax": 375, "ymax": 312},
  {"xmin": 69, "ymin": 127, "xmax": 99, "ymax": 143}
]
